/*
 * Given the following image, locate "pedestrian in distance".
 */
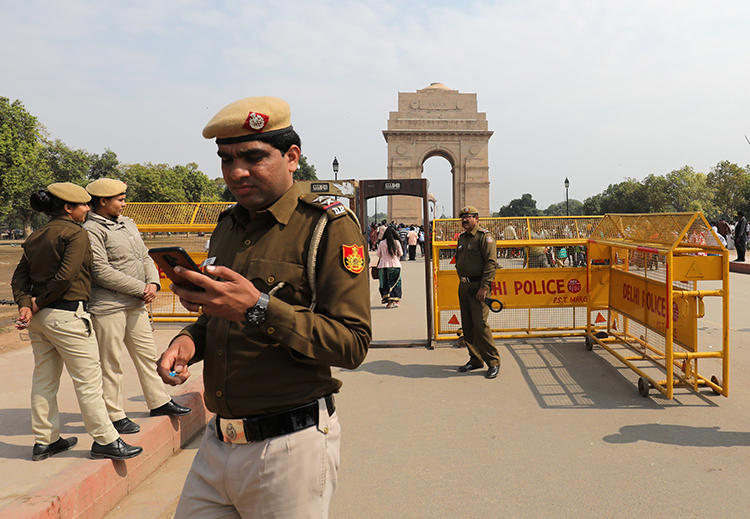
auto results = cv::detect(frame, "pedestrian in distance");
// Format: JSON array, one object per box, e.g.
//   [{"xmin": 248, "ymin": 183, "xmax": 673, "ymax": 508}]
[
  {"xmin": 734, "ymin": 211, "xmax": 747, "ymax": 262},
  {"xmin": 83, "ymin": 178, "xmax": 191, "ymax": 436},
  {"xmin": 156, "ymin": 96, "xmax": 371, "ymax": 518},
  {"xmin": 454, "ymin": 206, "xmax": 501, "ymax": 379},
  {"xmin": 377, "ymin": 226, "xmax": 404, "ymax": 308},
  {"xmin": 11, "ymin": 183, "xmax": 143, "ymax": 461},
  {"xmin": 407, "ymin": 225, "xmax": 419, "ymax": 260}
]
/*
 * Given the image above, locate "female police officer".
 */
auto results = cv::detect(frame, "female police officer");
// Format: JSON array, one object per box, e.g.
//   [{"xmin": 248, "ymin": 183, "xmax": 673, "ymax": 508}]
[
  {"xmin": 83, "ymin": 178, "xmax": 190, "ymax": 435},
  {"xmin": 11, "ymin": 182, "xmax": 143, "ymax": 461}
]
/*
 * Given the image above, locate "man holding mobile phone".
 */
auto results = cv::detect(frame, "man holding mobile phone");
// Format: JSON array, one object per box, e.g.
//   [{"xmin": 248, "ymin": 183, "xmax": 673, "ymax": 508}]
[{"xmin": 156, "ymin": 96, "xmax": 371, "ymax": 518}]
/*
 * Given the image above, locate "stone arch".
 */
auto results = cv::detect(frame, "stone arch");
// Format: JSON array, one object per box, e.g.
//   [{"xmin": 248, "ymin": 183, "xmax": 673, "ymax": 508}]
[{"xmin": 383, "ymin": 83, "xmax": 493, "ymax": 223}]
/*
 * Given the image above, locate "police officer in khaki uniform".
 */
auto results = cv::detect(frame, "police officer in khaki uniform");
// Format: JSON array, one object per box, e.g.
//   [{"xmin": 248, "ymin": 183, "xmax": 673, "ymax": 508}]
[
  {"xmin": 455, "ymin": 206, "xmax": 501, "ymax": 379},
  {"xmin": 84, "ymin": 178, "xmax": 190, "ymax": 436},
  {"xmin": 12, "ymin": 183, "xmax": 143, "ymax": 461},
  {"xmin": 156, "ymin": 96, "xmax": 371, "ymax": 518}
]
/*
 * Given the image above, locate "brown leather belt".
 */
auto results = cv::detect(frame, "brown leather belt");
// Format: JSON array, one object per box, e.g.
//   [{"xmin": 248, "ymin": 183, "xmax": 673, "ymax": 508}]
[
  {"xmin": 215, "ymin": 395, "xmax": 335, "ymax": 444},
  {"xmin": 459, "ymin": 276, "xmax": 482, "ymax": 283}
]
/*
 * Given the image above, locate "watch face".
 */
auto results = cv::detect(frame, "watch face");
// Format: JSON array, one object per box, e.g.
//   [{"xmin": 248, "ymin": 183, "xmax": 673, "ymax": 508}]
[{"xmin": 245, "ymin": 307, "xmax": 266, "ymax": 326}]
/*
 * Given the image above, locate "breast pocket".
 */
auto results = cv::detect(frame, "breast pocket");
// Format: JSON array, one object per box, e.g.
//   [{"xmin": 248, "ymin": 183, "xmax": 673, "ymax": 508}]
[{"xmin": 247, "ymin": 259, "xmax": 308, "ymax": 306}]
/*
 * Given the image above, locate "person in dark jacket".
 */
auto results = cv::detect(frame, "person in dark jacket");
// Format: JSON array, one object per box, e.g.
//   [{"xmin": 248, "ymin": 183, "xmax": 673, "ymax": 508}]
[
  {"xmin": 12, "ymin": 182, "xmax": 142, "ymax": 461},
  {"xmin": 734, "ymin": 211, "xmax": 747, "ymax": 262}
]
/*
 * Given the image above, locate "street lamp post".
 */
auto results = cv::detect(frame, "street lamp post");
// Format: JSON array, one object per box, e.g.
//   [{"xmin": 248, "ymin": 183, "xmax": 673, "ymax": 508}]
[
  {"xmin": 332, "ymin": 157, "xmax": 339, "ymax": 202},
  {"xmin": 564, "ymin": 177, "xmax": 570, "ymax": 216}
]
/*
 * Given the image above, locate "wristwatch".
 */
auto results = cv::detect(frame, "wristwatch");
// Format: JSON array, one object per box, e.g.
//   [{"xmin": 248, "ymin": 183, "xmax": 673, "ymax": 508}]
[{"xmin": 244, "ymin": 292, "xmax": 270, "ymax": 326}]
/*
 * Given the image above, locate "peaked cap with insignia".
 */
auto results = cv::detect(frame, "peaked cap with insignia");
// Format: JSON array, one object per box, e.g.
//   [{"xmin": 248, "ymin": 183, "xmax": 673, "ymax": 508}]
[{"xmin": 202, "ymin": 96, "xmax": 293, "ymax": 144}]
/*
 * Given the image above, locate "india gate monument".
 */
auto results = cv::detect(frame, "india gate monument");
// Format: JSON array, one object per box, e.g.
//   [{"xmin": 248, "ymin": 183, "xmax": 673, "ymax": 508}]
[{"xmin": 382, "ymin": 83, "xmax": 493, "ymax": 223}]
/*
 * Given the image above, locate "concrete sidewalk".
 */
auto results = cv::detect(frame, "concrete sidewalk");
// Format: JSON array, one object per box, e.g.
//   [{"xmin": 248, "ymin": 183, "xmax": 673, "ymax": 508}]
[
  {"xmin": 0, "ymin": 324, "xmax": 208, "ymax": 519},
  {"xmin": 3, "ymin": 257, "xmax": 750, "ymax": 518}
]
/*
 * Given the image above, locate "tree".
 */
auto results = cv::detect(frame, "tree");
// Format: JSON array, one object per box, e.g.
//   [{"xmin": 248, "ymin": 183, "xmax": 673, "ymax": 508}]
[
  {"xmin": 707, "ymin": 160, "xmax": 749, "ymax": 218},
  {"xmin": 544, "ymin": 199, "xmax": 583, "ymax": 216},
  {"xmin": 177, "ymin": 162, "xmax": 221, "ymax": 202},
  {"xmin": 89, "ymin": 149, "xmax": 120, "ymax": 180},
  {"xmin": 597, "ymin": 179, "xmax": 650, "ymax": 214},
  {"xmin": 294, "ymin": 154, "xmax": 317, "ymax": 181},
  {"xmin": 120, "ymin": 163, "xmax": 187, "ymax": 202},
  {"xmin": 0, "ymin": 97, "xmax": 49, "ymax": 235},
  {"xmin": 496, "ymin": 193, "xmax": 541, "ymax": 217},
  {"xmin": 40, "ymin": 139, "xmax": 92, "ymax": 185},
  {"xmin": 661, "ymin": 166, "xmax": 715, "ymax": 216}
]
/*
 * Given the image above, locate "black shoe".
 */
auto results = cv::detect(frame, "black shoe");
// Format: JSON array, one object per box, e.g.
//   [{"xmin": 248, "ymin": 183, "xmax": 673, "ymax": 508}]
[
  {"xmin": 149, "ymin": 399, "xmax": 192, "ymax": 417},
  {"xmin": 112, "ymin": 417, "xmax": 140, "ymax": 434},
  {"xmin": 32, "ymin": 436, "xmax": 78, "ymax": 461},
  {"xmin": 90, "ymin": 438, "xmax": 143, "ymax": 460},
  {"xmin": 485, "ymin": 365, "xmax": 500, "ymax": 379},
  {"xmin": 457, "ymin": 361, "xmax": 483, "ymax": 373}
]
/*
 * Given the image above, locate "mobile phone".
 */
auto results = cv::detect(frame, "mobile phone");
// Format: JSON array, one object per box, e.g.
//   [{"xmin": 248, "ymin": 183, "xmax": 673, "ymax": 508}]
[{"xmin": 148, "ymin": 246, "xmax": 206, "ymax": 291}]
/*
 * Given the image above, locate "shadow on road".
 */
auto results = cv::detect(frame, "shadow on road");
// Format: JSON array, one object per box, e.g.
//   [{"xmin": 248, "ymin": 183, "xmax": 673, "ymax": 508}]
[{"xmin": 603, "ymin": 423, "xmax": 750, "ymax": 447}]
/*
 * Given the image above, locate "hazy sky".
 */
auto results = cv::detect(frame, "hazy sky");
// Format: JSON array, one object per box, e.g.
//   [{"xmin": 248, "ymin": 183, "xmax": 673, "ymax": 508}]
[{"xmin": 3, "ymin": 1, "xmax": 749, "ymax": 216}]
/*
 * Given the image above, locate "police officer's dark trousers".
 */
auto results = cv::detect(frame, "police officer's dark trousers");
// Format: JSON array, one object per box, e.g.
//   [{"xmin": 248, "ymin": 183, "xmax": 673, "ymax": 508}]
[{"xmin": 458, "ymin": 282, "xmax": 500, "ymax": 367}]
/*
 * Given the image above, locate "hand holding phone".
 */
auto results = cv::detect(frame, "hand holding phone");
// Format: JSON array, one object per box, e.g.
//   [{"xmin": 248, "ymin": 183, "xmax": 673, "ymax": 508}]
[{"xmin": 148, "ymin": 247, "xmax": 206, "ymax": 291}]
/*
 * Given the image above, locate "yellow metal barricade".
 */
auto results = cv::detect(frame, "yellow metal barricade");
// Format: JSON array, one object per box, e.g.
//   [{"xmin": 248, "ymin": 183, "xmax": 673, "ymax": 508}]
[
  {"xmin": 585, "ymin": 213, "xmax": 729, "ymax": 398},
  {"xmin": 432, "ymin": 216, "xmax": 603, "ymax": 341},
  {"xmin": 123, "ymin": 202, "xmax": 234, "ymax": 321}
]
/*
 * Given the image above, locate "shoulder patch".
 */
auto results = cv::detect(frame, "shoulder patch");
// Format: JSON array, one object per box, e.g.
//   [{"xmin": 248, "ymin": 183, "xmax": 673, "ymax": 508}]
[
  {"xmin": 301, "ymin": 194, "xmax": 348, "ymax": 219},
  {"xmin": 342, "ymin": 244, "xmax": 365, "ymax": 274}
]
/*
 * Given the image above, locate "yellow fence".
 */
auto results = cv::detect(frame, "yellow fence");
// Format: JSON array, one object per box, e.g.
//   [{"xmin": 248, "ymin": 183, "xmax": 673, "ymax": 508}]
[
  {"xmin": 585, "ymin": 212, "xmax": 729, "ymax": 398},
  {"xmin": 123, "ymin": 202, "xmax": 233, "ymax": 321},
  {"xmin": 432, "ymin": 216, "xmax": 603, "ymax": 341},
  {"xmin": 431, "ymin": 213, "xmax": 729, "ymax": 399}
]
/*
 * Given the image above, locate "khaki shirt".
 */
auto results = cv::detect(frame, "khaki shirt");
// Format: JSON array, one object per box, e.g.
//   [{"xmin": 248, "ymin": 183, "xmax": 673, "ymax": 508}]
[
  {"xmin": 11, "ymin": 217, "xmax": 92, "ymax": 309},
  {"xmin": 83, "ymin": 211, "xmax": 160, "ymax": 314},
  {"xmin": 179, "ymin": 183, "xmax": 371, "ymax": 417},
  {"xmin": 455, "ymin": 226, "xmax": 496, "ymax": 290}
]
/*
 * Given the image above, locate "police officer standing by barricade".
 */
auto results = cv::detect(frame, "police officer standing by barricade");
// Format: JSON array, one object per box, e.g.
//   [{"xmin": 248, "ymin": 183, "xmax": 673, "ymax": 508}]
[
  {"xmin": 156, "ymin": 96, "xmax": 371, "ymax": 518},
  {"xmin": 12, "ymin": 182, "xmax": 143, "ymax": 461},
  {"xmin": 84, "ymin": 178, "xmax": 191, "ymax": 436},
  {"xmin": 455, "ymin": 206, "xmax": 501, "ymax": 379}
]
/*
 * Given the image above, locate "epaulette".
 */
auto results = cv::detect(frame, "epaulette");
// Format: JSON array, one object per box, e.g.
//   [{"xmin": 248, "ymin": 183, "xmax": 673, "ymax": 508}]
[
  {"xmin": 300, "ymin": 194, "xmax": 348, "ymax": 219},
  {"xmin": 217, "ymin": 204, "xmax": 236, "ymax": 222}
]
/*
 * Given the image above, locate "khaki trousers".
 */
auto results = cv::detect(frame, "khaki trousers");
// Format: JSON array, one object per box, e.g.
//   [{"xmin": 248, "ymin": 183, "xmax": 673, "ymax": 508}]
[
  {"xmin": 91, "ymin": 307, "xmax": 170, "ymax": 420},
  {"xmin": 28, "ymin": 304, "xmax": 119, "ymax": 445},
  {"xmin": 175, "ymin": 399, "xmax": 340, "ymax": 519},
  {"xmin": 458, "ymin": 282, "xmax": 500, "ymax": 367}
]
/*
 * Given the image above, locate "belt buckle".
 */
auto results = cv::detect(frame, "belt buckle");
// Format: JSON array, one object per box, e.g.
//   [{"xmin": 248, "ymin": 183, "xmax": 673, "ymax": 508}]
[{"xmin": 218, "ymin": 417, "xmax": 247, "ymax": 444}]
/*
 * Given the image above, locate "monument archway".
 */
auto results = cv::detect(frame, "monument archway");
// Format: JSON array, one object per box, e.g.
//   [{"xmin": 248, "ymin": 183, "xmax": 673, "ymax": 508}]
[{"xmin": 383, "ymin": 83, "xmax": 493, "ymax": 223}]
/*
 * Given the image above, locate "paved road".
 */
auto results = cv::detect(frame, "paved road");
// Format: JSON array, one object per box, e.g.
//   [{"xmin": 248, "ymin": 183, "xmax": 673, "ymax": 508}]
[{"xmin": 4, "ymin": 256, "xmax": 750, "ymax": 518}]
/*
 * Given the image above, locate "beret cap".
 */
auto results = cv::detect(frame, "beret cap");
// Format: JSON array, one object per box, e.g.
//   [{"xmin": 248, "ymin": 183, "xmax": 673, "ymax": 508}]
[
  {"xmin": 202, "ymin": 96, "xmax": 292, "ymax": 144},
  {"xmin": 47, "ymin": 182, "xmax": 91, "ymax": 204},
  {"xmin": 86, "ymin": 178, "xmax": 127, "ymax": 197},
  {"xmin": 459, "ymin": 206, "xmax": 479, "ymax": 217}
]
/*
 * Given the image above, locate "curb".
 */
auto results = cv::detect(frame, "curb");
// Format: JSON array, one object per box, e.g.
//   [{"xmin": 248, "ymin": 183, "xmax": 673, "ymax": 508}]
[
  {"xmin": 0, "ymin": 380, "xmax": 208, "ymax": 519},
  {"xmin": 730, "ymin": 261, "xmax": 750, "ymax": 274}
]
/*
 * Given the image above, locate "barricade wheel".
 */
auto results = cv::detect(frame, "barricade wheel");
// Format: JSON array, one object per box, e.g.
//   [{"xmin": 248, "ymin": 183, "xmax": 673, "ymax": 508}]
[
  {"xmin": 638, "ymin": 377, "xmax": 650, "ymax": 397},
  {"xmin": 585, "ymin": 336, "xmax": 593, "ymax": 351},
  {"xmin": 710, "ymin": 375, "xmax": 722, "ymax": 395}
]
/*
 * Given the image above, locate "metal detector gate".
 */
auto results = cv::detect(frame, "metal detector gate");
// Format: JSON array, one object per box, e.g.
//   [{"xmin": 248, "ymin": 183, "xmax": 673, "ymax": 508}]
[{"xmin": 357, "ymin": 179, "xmax": 434, "ymax": 347}]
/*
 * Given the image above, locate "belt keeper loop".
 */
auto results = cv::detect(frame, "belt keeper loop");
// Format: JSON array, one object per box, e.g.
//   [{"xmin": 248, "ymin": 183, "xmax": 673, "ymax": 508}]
[{"xmin": 215, "ymin": 418, "xmax": 224, "ymax": 442}]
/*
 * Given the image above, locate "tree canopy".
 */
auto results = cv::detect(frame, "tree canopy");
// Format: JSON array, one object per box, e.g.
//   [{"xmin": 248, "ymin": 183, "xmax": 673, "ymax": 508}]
[{"xmin": 499, "ymin": 161, "xmax": 750, "ymax": 221}]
